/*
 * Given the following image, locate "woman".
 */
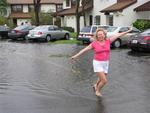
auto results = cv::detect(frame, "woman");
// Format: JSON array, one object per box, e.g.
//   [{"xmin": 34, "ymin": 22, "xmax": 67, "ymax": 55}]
[{"xmin": 71, "ymin": 27, "xmax": 132, "ymax": 97}]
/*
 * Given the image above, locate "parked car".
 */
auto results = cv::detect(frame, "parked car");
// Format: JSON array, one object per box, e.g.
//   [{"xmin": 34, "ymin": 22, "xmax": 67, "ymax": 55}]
[
  {"xmin": 106, "ymin": 26, "xmax": 141, "ymax": 48},
  {"xmin": 78, "ymin": 25, "xmax": 110, "ymax": 43},
  {"xmin": 0, "ymin": 25, "xmax": 10, "ymax": 39},
  {"xmin": 128, "ymin": 29, "xmax": 150, "ymax": 52},
  {"xmin": 27, "ymin": 25, "xmax": 70, "ymax": 42},
  {"xmin": 8, "ymin": 25, "xmax": 35, "ymax": 40}
]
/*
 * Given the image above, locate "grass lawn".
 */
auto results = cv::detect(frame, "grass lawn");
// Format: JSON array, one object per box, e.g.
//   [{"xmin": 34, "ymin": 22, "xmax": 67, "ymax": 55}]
[{"xmin": 48, "ymin": 32, "xmax": 83, "ymax": 44}]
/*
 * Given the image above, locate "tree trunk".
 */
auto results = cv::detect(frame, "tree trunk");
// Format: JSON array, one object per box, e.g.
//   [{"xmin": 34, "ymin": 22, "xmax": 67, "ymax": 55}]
[
  {"xmin": 75, "ymin": 0, "xmax": 80, "ymax": 38},
  {"xmin": 81, "ymin": 0, "xmax": 93, "ymax": 26},
  {"xmin": 33, "ymin": 0, "xmax": 41, "ymax": 26},
  {"xmin": 82, "ymin": 5, "xmax": 86, "ymax": 26}
]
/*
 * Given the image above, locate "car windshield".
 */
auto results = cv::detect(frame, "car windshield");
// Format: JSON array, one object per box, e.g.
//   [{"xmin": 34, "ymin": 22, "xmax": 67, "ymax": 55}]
[
  {"xmin": 141, "ymin": 29, "xmax": 150, "ymax": 34},
  {"xmin": 98, "ymin": 26, "xmax": 110, "ymax": 30},
  {"xmin": 80, "ymin": 26, "xmax": 91, "ymax": 32},
  {"xmin": 141, "ymin": 29, "xmax": 150, "ymax": 35},
  {"xmin": 0, "ymin": 26, "xmax": 8, "ymax": 31},
  {"xmin": 14, "ymin": 25, "xmax": 30, "ymax": 30},
  {"xmin": 132, "ymin": 27, "xmax": 141, "ymax": 32},
  {"xmin": 34, "ymin": 26, "xmax": 49, "ymax": 30},
  {"xmin": 107, "ymin": 27, "xmax": 118, "ymax": 32}
]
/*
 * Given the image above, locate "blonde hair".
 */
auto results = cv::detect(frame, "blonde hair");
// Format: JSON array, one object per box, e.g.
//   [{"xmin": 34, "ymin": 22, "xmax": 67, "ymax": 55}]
[{"xmin": 94, "ymin": 28, "xmax": 107, "ymax": 41}]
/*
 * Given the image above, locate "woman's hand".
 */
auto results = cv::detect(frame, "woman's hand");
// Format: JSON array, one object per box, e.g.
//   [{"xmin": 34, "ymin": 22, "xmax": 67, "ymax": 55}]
[
  {"xmin": 70, "ymin": 54, "xmax": 79, "ymax": 61},
  {"xmin": 128, "ymin": 26, "xmax": 133, "ymax": 32},
  {"xmin": 71, "ymin": 55, "xmax": 77, "ymax": 60}
]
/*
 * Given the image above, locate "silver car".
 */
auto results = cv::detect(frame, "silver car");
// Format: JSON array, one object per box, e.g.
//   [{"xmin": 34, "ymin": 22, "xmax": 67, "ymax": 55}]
[
  {"xmin": 106, "ymin": 26, "xmax": 141, "ymax": 48},
  {"xmin": 27, "ymin": 25, "xmax": 70, "ymax": 41}
]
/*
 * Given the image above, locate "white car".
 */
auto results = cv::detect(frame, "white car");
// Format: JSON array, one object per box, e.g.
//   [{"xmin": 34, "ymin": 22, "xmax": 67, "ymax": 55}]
[
  {"xmin": 106, "ymin": 26, "xmax": 141, "ymax": 48},
  {"xmin": 78, "ymin": 25, "xmax": 110, "ymax": 43},
  {"xmin": 27, "ymin": 25, "xmax": 70, "ymax": 42}
]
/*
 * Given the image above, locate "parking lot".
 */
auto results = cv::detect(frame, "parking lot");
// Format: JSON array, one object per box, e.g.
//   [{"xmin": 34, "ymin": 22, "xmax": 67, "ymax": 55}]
[{"xmin": 0, "ymin": 40, "xmax": 150, "ymax": 113}]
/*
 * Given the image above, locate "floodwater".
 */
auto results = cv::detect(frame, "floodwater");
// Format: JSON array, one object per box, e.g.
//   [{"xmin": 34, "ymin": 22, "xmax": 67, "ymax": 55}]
[{"xmin": 0, "ymin": 40, "xmax": 150, "ymax": 113}]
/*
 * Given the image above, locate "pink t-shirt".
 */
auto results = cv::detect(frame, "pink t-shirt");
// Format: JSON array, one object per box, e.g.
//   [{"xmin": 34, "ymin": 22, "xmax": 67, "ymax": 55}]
[{"xmin": 91, "ymin": 39, "xmax": 111, "ymax": 61}]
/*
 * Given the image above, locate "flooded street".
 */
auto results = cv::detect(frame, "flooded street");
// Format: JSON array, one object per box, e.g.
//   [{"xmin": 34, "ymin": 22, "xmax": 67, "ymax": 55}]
[{"xmin": 0, "ymin": 40, "xmax": 150, "ymax": 113}]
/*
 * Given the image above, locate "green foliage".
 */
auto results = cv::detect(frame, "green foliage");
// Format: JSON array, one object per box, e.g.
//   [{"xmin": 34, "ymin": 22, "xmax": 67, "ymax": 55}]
[
  {"xmin": 39, "ymin": 13, "xmax": 53, "ymax": 25},
  {"xmin": 48, "ymin": 39, "xmax": 82, "ymax": 44},
  {"xmin": 31, "ymin": 12, "xmax": 36, "ymax": 25},
  {"xmin": 31, "ymin": 11, "xmax": 53, "ymax": 25},
  {"xmin": 0, "ymin": 0, "xmax": 7, "ymax": 16},
  {"xmin": 71, "ymin": 32, "xmax": 77, "ymax": 38},
  {"xmin": 0, "ymin": 16, "xmax": 5, "ymax": 25},
  {"xmin": 133, "ymin": 19, "xmax": 150, "ymax": 31},
  {"xmin": 61, "ymin": 26, "xmax": 74, "ymax": 32},
  {"xmin": 6, "ymin": 19, "xmax": 15, "ymax": 28},
  {"xmin": 0, "ymin": 17, "xmax": 15, "ymax": 28}
]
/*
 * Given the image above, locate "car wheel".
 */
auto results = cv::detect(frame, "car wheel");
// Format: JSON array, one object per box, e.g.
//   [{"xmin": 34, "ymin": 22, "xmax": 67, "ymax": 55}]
[
  {"xmin": 113, "ymin": 39, "xmax": 121, "ymax": 48},
  {"xmin": 64, "ymin": 34, "xmax": 70, "ymax": 40},
  {"xmin": 46, "ymin": 35, "xmax": 51, "ymax": 42}
]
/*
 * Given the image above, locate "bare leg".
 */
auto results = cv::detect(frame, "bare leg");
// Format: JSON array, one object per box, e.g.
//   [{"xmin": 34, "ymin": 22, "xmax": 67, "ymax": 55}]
[
  {"xmin": 93, "ymin": 78, "xmax": 100, "ymax": 91},
  {"xmin": 95, "ymin": 72, "xmax": 107, "ymax": 97}
]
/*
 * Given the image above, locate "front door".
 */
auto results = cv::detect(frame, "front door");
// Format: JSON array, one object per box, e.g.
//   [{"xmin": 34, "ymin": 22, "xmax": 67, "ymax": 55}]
[
  {"xmin": 13, "ymin": 19, "xmax": 17, "ymax": 26},
  {"xmin": 89, "ymin": 15, "xmax": 93, "ymax": 25}
]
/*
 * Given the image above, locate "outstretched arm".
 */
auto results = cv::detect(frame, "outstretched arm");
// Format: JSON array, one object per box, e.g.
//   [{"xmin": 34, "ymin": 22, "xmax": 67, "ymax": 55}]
[
  {"xmin": 110, "ymin": 27, "xmax": 133, "ymax": 43},
  {"xmin": 71, "ymin": 44, "xmax": 92, "ymax": 60}
]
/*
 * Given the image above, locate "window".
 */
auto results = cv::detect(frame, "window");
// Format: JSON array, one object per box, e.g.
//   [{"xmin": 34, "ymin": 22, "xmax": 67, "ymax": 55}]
[
  {"xmin": 119, "ymin": 27, "xmax": 129, "ymax": 32},
  {"xmin": 94, "ymin": 15, "xmax": 100, "ymax": 25},
  {"xmin": 71, "ymin": 0, "xmax": 76, "ymax": 7},
  {"xmin": 108, "ymin": 15, "xmax": 113, "ymax": 26},
  {"xmin": 54, "ymin": 26, "xmax": 59, "ymax": 30},
  {"xmin": 28, "ymin": 5, "xmax": 34, "ymax": 12},
  {"xmin": 56, "ymin": 4, "xmax": 63, "ymax": 12},
  {"xmin": 92, "ymin": 27, "xmax": 97, "ymax": 33},
  {"xmin": 11, "ymin": 5, "xmax": 22, "ymax": 12},
  {"xmin": 132, "ymin": 27, "xmax": 141, "ymax": 33},
  {"xmin": 66, "ymin": 0, "xmax": 70, "ymax": 7}
]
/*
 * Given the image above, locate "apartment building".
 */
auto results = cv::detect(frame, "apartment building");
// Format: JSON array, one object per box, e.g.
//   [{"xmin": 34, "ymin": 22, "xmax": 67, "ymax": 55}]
[
  {"xmin": 55, "ymin": 0, "xmax": 150, "ymax": 32},
  {"xmin": 6, "ymin": 0, "xmax": 63, "ymax": 26}
]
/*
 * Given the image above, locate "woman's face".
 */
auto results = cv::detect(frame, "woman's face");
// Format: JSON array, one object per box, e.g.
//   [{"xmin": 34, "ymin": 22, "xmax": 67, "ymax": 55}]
[{"xmin": 97, "ymin": 31, "xmax": 105, "ymax": 41}]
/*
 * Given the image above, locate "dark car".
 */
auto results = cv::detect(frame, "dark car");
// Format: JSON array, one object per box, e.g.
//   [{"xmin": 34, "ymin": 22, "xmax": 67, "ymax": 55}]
[
  {"xmin": 0, "ymin": 25, "xmax": 10, "ymax": 39},
  {"xmin": 8, "ymin": 25, "xmax": 35, "ymax": 40},
  {"xmin": 128, "ymin": 29, "xmax": 150, "ymax": 52}
]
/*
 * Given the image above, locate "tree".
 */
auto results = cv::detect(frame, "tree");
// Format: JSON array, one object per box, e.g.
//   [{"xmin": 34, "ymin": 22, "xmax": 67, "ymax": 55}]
[
  {"xmin": 0, "ymin": 0, "xmax": 7, "ymax": 16},
  {"xmin": 75, "ymin": 0, "xmax": 80, "ymax": 38},
  {"xmin": 33, "ymin": 0, "xmax": 41, "ymax": 26},
  {"xmin": 81, "ymin": 0, "xmax": 91, "ymax": 26}
]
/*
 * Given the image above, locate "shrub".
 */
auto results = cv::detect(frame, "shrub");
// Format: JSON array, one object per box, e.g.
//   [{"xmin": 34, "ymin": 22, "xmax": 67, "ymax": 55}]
[
  {"xmin": 61, "ymin": 26, "xmax": 74, "ymax": 32},
  {"xmin": 0, "ymin": 16, "xmax": 5, "ymax": 25},
  {"xmin": 133, "ymin": 19, "xmax": 150, "ymax": 31},
  {"xmin": 39, "ymin": 13, "xmax": 53, "ymax": 25},
  {"xmin": 0, "ymin": 17, "xmax": 15, "ymax": 28},
  {"xmin": 31, "ymin": 12, "xmax": 53, "ymax": 25},
  {"xmin": 71, "ymin": 32, "xmax": 77, "ymax": 38}
]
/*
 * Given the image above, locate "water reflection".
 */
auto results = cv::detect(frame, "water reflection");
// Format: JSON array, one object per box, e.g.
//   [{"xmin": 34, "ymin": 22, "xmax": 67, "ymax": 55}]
[{"xmin": 95, "ymin": 99, "xmax": 106, "ymax": 113}]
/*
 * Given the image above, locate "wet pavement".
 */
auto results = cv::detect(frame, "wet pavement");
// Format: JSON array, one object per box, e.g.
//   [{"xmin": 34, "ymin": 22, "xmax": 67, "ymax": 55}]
[{"xmin": 0, "ymin": 40, "xmax": 150, "ymax": 113}]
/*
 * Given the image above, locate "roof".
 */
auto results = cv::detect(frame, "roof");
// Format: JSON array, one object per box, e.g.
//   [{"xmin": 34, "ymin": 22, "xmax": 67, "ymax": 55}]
[
  {"xmin": 134, "ymin": 1, "xmax": 150, "ymax": 12},
  {"xmin": 55, "ymin": 4, "xmax": 93, "ymax": 16},
  {"xmin": 9, "ymin": 13, "xmax": 32, "ymax": 19},
  {"xmin": 100, "ymin": 0, "xmax": 137, "ymax": 13},
  {"xmin": 7, "ymin": 0, "xmax": 63, "ymax": 4}
]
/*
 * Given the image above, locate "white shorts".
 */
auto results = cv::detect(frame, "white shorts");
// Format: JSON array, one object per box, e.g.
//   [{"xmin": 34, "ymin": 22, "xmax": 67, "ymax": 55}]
[{"xmin": 93, "ymin": 60, "xmax": 109, "ymax": 73}]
